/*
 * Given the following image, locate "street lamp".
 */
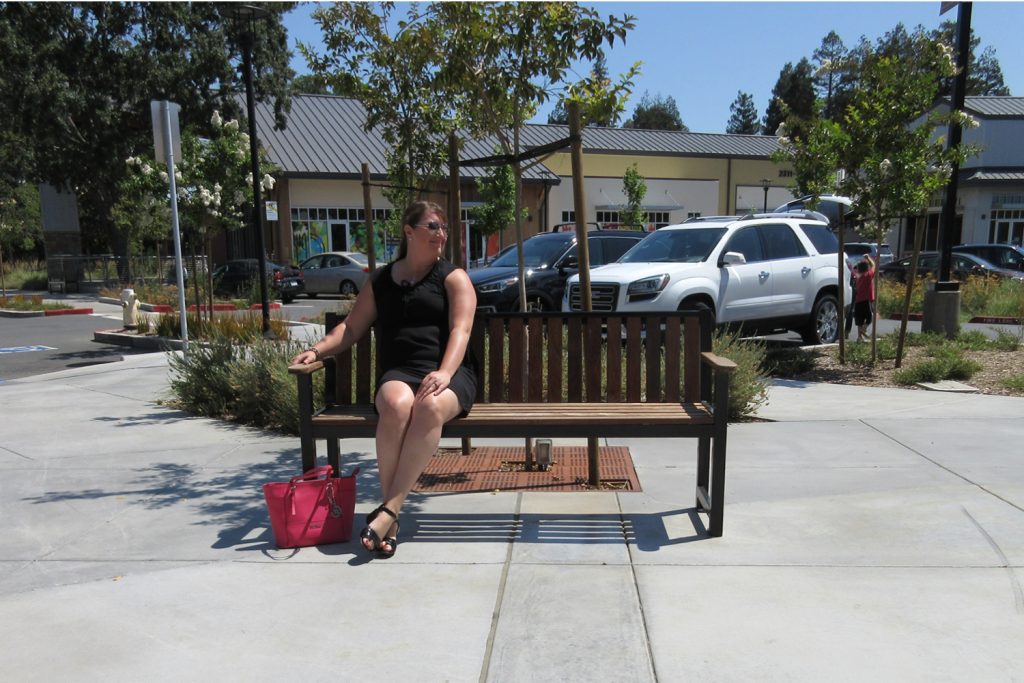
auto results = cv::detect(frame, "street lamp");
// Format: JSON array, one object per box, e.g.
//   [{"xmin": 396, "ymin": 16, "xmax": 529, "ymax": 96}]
[
  {"xmin": 221, "ymin": 3, "xmax": 272, "ymax": 337},
  {"xmin": 761, "ymin": 178, "xmax": 771, "ymax": 213}
]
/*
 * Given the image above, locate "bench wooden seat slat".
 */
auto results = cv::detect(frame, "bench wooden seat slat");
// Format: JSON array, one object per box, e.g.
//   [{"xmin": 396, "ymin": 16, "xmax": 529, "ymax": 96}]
[{"xmin": 291, "ymin": 309, "xmax": 733, "ymax": 538}]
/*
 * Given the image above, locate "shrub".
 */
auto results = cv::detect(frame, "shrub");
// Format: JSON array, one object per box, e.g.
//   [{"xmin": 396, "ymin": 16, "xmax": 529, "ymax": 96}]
[
  {"xmin": 0, "ymin": 294, "xmax": 71, "ymax": 311},
  {"xmin": 991, "ymin": 329, "xmax": 1022, "ymax": 352},
  {"xmin": 166, "ymin": 336, "xmax": 318, "ymax": 435},
  {"xmin": 2, "ymin": 259, "xmax": 47, "ymax": 291},
  {"xmin": 1001, "ymin": 374, "xmax": 1024, "ymax": 392},
  {"xmin": 892, "ymin": 345, "xmax": 981, "ymax": 385},
  {"xmin": 766, "ymin": 346, "xmax": 818, "ymax": 377},
  {"xmin": 153, "ymin": 310, "xmax": 288, "ymax": 342},
  {"xmin": 712, "ymin": 327, "xmax": 769, "ymax": 420}
]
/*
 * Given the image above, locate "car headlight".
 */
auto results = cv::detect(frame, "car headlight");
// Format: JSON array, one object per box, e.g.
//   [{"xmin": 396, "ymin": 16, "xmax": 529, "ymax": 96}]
[
  {"xmin": 477, "ymin": 276, "xmax": 518, "ymax": 293},
  {"xmin": 627, "ymin": 274, "xmax": 670, "ymax": 300}
]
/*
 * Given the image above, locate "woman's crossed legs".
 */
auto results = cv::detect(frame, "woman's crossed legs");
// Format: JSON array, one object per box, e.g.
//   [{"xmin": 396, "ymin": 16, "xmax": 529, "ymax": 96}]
[{"xmin": 363, "ymin": 380, "xmax": 462, "ymax": 554}]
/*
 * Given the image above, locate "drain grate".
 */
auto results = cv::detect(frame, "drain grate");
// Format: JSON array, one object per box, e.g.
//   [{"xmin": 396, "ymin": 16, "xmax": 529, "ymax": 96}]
[{"xmin": 415, "ymin": 446, "xmax": 640, "ymax": 493}]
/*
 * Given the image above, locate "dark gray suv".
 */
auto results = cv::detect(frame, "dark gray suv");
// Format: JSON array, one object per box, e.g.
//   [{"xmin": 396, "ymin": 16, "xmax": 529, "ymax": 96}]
[{"xmin": 953, "ymin": 243, "xmax": 1024, "ymax": 273}]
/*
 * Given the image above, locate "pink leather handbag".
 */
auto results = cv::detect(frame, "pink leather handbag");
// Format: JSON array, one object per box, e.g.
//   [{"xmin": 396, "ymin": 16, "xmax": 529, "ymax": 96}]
[{"xmin": 263, "ymin": 465, "xmax": 359, "ymax": 549}]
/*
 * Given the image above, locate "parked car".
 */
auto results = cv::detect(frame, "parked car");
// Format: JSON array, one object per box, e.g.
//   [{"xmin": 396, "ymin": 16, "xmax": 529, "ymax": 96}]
[
  {"xmin": 953, "ymin": 243, "xmax": 1024, "ymax": 273},
  {"xmin": 470, "ymin": 230, "xmax": 644, "ymax": 312},
  {"xmin": 299, "ymin": 251, "xmax": 370, "ymax": 297},
  {"xmin": 878, "ymin": 251, "xmax": 1024, "ymax": 283},
  {"xmin": 844, "ymin": 242, "xmax": 894, "ymax": 268},
  {"xmin": 563, "ymin": 213, "xmax": 853, "ymax": 344},
  {"xmin": 774, "ymin": 194, "xmax": 855, "ymax": 228},
  {"xmin": 211, "ymin": 259, "xmax": 304, "ymax": 303}
]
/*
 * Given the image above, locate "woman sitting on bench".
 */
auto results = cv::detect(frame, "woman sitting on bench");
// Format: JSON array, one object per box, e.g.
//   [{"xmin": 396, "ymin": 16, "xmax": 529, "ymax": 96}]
[{"xmin": 291, "ymin": 201, "xmax": 478, "ymax": 558}]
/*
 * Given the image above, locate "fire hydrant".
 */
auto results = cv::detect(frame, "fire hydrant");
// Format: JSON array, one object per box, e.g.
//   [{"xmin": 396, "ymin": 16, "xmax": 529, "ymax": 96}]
[{"xmin": 120, "ymin": 288, "xmax": 139, "ymax": 329}]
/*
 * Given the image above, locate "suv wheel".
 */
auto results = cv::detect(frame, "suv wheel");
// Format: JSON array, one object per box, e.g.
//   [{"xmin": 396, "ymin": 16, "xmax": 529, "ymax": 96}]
[{"xmin": 801, "ymin": 294, "xmax": 839, "ymax": 345}]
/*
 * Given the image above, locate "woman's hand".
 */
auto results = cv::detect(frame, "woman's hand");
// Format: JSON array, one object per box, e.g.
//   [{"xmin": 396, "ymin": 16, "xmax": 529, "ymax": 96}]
[
  {"xmin": 291, "ymin": 349, "xmax": 320, "ymax": 365},
  {"xmin": 416, "ymin": 369, "xmax": 453, "ymax": 400}
]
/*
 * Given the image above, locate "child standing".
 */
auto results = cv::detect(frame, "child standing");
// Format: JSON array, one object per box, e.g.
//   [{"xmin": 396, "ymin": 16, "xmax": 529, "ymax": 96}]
[{"xmin": 853, "ymin": 255, "xmax": 876, "ymax": 340}]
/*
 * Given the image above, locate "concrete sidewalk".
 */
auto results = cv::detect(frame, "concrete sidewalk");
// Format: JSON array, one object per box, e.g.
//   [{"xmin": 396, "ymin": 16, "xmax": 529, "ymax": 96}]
[{"xmin": 1, "ymin": 353, "xmax": 1022, "ymax": 681}]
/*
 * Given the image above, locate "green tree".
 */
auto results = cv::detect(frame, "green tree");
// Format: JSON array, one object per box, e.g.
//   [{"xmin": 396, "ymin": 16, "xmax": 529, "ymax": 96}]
[
  {"xmin": 0, "ymin": 3, "xmax": 294, "ymax": 266},
  {"xmin": 290, "ymin": 73, "xmax": 333, "ymax": 96},
  {"xmin": 623, "ymin": 91, "xmax": 687, "ymax": 131},
  {"xmin": 437, "ymin": 1, "xmax": 636, "ymax": 311},
  {"xmin": 470, "ymin": 157, "xmax": 524, "ymax": 240},
  {"xmin": 930, "ymin": 20, "xmax": 1010, "ymax": 96},
  {"xmin": 621, "ymin": 164, "xmax": 647, "ymax": 228},
  {"xmin": 776, "ymin": 28, "xmax": 980, "ymax": 363},
  {"xmin": 0, "ymin": 182, "xmax": 42, "ymax": 294},
  {"xmin": 118, "ymin": 110, "xmax": 278, "ymax": 313},
  {"xmin": 762, "ymin": 58, "xmax": 815, "ymax": 137},
  {"xmin": 302, "ymin": 2, "xmax": 455, "ymax": 241},
  {"xmin": 726, "ymin": 91, "xmax": 760, "ymax": 134},
  {"xmin": 812, "ymin": 31, "xmax": 856, "ymax": 121},
  {"xmin": 563, "ymin": 55, "xmax": 640, "ymax": 128}
]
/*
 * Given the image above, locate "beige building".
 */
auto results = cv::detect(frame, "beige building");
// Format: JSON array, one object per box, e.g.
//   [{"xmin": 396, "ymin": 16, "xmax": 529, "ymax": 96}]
[{"xmin": 253, "ymin": 95, "xmax": 792, "ymax": 266}]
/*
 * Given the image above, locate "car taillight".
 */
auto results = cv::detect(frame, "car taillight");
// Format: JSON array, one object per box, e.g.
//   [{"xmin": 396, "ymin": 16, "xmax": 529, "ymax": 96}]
[
  {"xmin": 362, "ymin": 267, "xmax": 369, "ymax": 273},
  {"xmin": 274, "ymin": 271, "xmax": 282, "ymax": 282},
  {"xmin": 297, "ymin": 270, "xmax": 304, "ymax": 278}
]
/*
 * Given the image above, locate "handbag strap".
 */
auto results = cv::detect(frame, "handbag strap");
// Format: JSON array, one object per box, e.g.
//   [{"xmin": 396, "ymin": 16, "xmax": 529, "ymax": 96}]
[{"xmin": 289, "ymin": 465, "xmax": 333, "ymax": 485}]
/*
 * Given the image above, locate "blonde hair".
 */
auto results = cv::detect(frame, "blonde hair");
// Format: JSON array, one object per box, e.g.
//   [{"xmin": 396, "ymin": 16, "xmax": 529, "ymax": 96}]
[{"xmin": 397, "ymin": 201, "xmax": 447, "ymax": 260}]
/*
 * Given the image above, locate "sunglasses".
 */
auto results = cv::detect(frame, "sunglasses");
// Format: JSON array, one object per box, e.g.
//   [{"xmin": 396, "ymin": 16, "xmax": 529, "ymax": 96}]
[{"xmin": 414, "ymin": 221, "xmax": 448, "ymax": 233}]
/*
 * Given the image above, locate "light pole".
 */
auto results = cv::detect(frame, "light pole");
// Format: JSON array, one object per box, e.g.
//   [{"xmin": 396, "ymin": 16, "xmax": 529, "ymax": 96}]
[
  {"xmin": 221, "ymin": 3, "xmax": 272, "ymax": 337},
  {"xmin": 761, "ymin": 178, "xmax": 771, "ymax": 213}
]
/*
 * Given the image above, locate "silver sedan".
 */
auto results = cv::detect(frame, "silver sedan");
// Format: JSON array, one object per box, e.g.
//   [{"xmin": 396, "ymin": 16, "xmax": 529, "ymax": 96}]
[{"xmin": 299, "ymin": 251, "xmax": 370, "ymax": 297}]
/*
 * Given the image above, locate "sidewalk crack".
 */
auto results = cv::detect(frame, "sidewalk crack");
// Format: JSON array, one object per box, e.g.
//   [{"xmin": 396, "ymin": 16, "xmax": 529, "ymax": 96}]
[{"xmin": 962, "ymin": 506, "xmax": 1024, "ymax": 615}]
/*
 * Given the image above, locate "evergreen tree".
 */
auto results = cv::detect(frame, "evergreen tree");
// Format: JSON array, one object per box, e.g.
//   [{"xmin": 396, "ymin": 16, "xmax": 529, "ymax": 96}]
[
  {"xmin": 547, "ymin": 99, "xmax": 568, "ymax": 124},
  {"xmin": 726, "ymin": 91, "xmax": 760, "ymax": 134},
  {"xmin": 762, "ymin": 58, "xmax": 815, "ymax": 136},
  {"xmin": 930, "ymin": 20, "xmax": 1010, "ymax": 96},
  {"xmin": 812, "ymin": 31, "xmax": 855, "ymax": 121},
  {"xmin": 623, "ymin": 91, "xmax": 687, "ymax": 131}
]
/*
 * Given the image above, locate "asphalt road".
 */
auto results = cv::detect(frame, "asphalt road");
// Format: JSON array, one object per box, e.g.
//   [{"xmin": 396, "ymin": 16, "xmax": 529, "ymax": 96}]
[{"xmin": 0, "ymin": 310, "xmax": 154, "ymax": 382}]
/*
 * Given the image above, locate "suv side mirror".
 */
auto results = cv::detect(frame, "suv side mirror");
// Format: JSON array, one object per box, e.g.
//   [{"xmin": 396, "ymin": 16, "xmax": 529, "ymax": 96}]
[
  {"xmin": 559, "ymin": 254, "xmax": 579, "ymax": 270},
  {"xmin": 720, "ymin": 251, "xmax": 747, "ymax": 267}
]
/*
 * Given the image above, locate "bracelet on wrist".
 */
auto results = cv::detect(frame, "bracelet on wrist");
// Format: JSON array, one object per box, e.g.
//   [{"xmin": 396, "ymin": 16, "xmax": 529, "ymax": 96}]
[{"xmin": 308, "ymin": 346, "xmax": 323, "ymax": 361}]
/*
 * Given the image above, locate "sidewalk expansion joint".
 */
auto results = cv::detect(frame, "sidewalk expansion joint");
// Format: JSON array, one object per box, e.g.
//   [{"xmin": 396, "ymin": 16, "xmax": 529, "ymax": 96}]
[
  {"xmin": 477, "ymin": 491, "xmax": 522, "ymax": 683},
  {"xmin": 621, "ymin": 493, "xmax": 660, "ymax": 683}
]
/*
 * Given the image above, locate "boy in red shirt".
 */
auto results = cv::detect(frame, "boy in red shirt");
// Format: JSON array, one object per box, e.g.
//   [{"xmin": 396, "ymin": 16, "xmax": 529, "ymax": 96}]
[{"xmin": 853, "ymin": 255, "xmax": 876, "ymax": 340}]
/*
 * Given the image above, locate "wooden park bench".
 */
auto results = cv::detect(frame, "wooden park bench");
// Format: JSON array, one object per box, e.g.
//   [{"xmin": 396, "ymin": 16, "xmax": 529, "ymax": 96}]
[{"xmin": 288, "ymin": 310, "xmax": 736, "ymax": 536}]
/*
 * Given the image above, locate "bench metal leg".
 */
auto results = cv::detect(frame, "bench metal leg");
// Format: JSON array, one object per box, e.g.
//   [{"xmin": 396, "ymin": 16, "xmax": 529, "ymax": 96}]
[
  {"xmin": 587, "ymin": 436, "xmax": 601, "ymax": 486},
  {"xmin": 327, "ymin": 438, "xmax": 340, "ymax": 476},
  {"xmin": 296, "ymin": 374, "xmax": 317, "ymax": 473},
  {"xmin": 708, "ymin": 369, "xmax": 731, "ymax": 538},
  {"xmin": 461, "ymin": 437, "xmax": 472, "ymax": 455},
  {"xmin": 696, "ymin": 436, "xmax": 710, "ymax": 510}
]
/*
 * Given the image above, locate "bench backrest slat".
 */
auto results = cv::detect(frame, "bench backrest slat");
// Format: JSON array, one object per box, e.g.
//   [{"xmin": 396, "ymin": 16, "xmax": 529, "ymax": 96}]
[
  {"xmin": 606, "ymin": 316, "xmax": 622, "ymax": 402},
  {"xmin": 546, "ymin": 317, "xmax": 563, "ymax": 403},
  {"xmin": 528, "ymin": 317, "xmax": 544, "ymax": 402},
  {"xmin": 324, "ymin": 310, "xmax": 711, "ymax": 406},
  {"xmin": 626, "ymin": 316, "xmax": 643, "ymax": 402}
]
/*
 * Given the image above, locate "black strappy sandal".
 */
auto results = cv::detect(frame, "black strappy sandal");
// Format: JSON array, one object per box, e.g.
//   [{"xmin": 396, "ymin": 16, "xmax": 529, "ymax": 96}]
[
  {"xmin": 360, "ymin": 505, "xmax": 399, "ymax": 557},
  {"xmin": 378, "ymin": 516, "xmax": 400, "ymax": 559}
]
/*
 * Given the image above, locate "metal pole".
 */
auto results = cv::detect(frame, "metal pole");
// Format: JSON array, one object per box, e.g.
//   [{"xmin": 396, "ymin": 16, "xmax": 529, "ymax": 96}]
[
  {"xmin": 937, "ymin": 1, "xmax": 971, "ymax": 285},
  {"xmin": 163, "ymin": 102, "xmax": 189, "ymax": 355},
  {"xmin": 240, "ymin": 27, "xmax": 271, "ymax": 337},
  {"xmin": 448, "ymin": 133, "xmax": 463, "ymax": 269},
  {"xmin": 568, "ymin": 102, "xmax": 592, "ymax": 312},
  {"xmin": 361, "ymin": 163, "xmax": 375, "ymax": 271}
]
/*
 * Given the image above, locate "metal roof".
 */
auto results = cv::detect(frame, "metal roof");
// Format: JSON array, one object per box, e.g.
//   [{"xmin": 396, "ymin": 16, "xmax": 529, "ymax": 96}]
[
  {"xmin": 253, "ymin": 95, "xmax": 779, "ymax": 179},
  {"xmin": 252, "ymin": 95, "xmax": 558, "ymax": 183},
  {"xmin": 962, "ymin": 96, "xmax": 1024, "ymax": 118},
  {"xmin": 960, "ymin": 167, "xmax": 1024, "ymax": 184}
]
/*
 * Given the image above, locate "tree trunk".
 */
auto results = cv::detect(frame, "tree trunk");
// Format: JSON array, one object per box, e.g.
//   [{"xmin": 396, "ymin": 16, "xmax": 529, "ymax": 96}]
[{"xmin": 895, "ymin": 217, "xmax": 925, "ymax": 367}]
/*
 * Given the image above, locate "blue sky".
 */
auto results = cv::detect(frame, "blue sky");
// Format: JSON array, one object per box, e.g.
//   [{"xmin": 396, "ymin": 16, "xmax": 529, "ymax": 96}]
[{"xmin": 282, "ymin": 1, "xmax": 1024, "ymax": 134}]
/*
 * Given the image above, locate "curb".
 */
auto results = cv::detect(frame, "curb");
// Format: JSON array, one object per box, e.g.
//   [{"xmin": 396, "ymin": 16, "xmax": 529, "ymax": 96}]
[
  {"xmin": 968, "ymin": 316, "xmax": 1022, "ymax": 325},
  {"xmin": 1, "ymin": 307, "xmax": 92, "ymax": 317},
  {"xmin": 93, "ymin": 329, "xmax": 184, "ymax": 351}
]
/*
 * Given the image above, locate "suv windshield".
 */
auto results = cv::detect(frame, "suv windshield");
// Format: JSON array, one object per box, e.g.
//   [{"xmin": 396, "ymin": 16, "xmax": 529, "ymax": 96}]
[
  {"xmin": 491, "ymin": 235, "xmax": 573, "ymax": 268},
  {"xmin": 619, "ymin": 227, "xmax": 726, "ymax": 263}
]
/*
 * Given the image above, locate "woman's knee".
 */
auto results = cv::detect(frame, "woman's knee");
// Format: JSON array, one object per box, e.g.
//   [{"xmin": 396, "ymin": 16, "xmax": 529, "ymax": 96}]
[
  {"xmin": 376, "ymin": 383, "xmax": 415, "ymax": 420},
  {"xmin": 410, "ymin": 392, "xmax": 460, "ymax": 426}
]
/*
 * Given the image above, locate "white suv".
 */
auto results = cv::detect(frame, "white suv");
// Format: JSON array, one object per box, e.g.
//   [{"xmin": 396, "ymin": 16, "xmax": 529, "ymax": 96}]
[{"xmin": 563, "ymin": 213, "xmax": 852, "ymax": 344}]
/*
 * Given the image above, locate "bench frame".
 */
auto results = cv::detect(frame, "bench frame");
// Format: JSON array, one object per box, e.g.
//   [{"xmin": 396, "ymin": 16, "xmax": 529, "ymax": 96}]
[{"xmin": 289, "ymin": 309, "xmax": 736, "ymax": 536}]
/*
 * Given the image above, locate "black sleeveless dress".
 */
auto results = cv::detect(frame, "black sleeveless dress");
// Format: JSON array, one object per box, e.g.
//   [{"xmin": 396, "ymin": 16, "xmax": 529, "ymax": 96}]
[{"xmin": 371, "ymin": 259, "xmax": 478, "ymax": 414}]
